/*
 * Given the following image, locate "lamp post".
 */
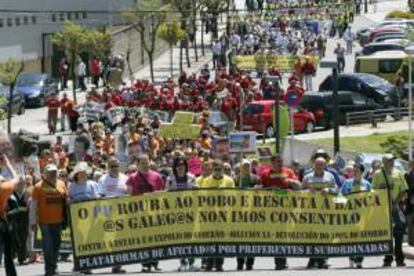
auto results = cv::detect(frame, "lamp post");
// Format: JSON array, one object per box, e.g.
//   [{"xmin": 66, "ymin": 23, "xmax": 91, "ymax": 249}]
[
  {"xmin": 320, "ymin": 59, "xmax": 340, "ymax": 155},
  {"xmin": 405, "ymin": 46, "xmax": 414, "ymax": 161}
]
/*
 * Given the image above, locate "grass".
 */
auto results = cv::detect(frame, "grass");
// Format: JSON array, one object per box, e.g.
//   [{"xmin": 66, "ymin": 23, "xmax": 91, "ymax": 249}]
[{"xmin": 308, "ymin": 131, "xmax": 408, "ymax": 154}]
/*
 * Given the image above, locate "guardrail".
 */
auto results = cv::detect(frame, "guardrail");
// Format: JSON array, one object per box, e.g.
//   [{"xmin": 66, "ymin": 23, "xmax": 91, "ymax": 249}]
[{"xmin": 345, "ymin": 107, "xmax": 414, "ymax": 127}]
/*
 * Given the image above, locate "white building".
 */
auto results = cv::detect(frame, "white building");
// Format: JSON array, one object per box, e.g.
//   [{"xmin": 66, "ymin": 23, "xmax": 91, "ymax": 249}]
[{"xmin": 0, "ymin": 0, "xmax": 136, "ymax": 75}]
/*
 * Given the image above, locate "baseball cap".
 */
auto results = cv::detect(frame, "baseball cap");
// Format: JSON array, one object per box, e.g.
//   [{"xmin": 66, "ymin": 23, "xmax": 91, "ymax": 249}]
[
  {"xmin": 241, "ymin": 159, "xmax": 251, "ymax": 165},
  {"xmin": 383, "ymin": 153, "xmax": 396, "ymax": 161},
  {"xmin": 44, "ymin": 164, "xmax": 58, "ymax": 173}
]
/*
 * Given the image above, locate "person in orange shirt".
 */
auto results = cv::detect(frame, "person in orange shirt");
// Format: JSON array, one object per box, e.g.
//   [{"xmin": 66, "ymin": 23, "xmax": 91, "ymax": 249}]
[
  {"xmin": 29, "ymin": 164, "xmax": 67, "ymax": 276},
  {"xmin": 0, "ymin": 154, "xmax": 19, "ymax": 276},
  {"xmin": 59, "ymin": 93, "xmax": 69, "ymax": 132},
  {"xmin": 103, "ymin": 129, "xmax": 115, "ymax": 155}
]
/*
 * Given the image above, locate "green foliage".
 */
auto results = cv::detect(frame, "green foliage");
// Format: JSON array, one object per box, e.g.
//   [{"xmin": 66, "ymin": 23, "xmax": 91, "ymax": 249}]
[
  {"xmin": 88, "ymin": 29, "xmax": 113, "ymax": 59},
  {"xmin": 0, "ymin": 59, "xmax": 23, "ymax": 85},
  {"xmin": 200, "ymin": 0, "xmax": 229, "ymax": 14},
  {"xmin": 0, "ymin": 95, "xmax": 7, "ymax": 121},
  {"xmin": 157, "ymin": 19, "xmax": 187, "ymax": 46},
  {"xmin": 386, "ymin": 10, "xmax": 414, "ymax": 19},
  {"xmin": 380, "ymin": 134, "xmax": 409, "ymax": 160},
  {"xmin": 52, "ymin": 22, "xmax": 91, "ymax": 57}
]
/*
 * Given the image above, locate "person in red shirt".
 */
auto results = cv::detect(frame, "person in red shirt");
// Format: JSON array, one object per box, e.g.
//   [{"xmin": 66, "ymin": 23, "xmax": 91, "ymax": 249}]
[
  {"xmin": 90, "ymin": 56, "xmax": 101, "ymax": 87},
  {"xmin": 46, "ymin": 93, "xmax": 60, "ymax": 135},
  {"xmin": 301, "ymin": 58, "xmax": 316, "ymax": 91},
  {"xmin": 66, "ymin": 99, "xmax": 79, "ymax": 132},
  {"xmin": 259, "ymin": 154, "xmax": 301, "ymax": 270},
  {"xmin": 58, "ymin": 57, "xmax": 69, "ymax": 89},
  {"xmin": 59, "ymin": 93, "xmax": 69, "ymax": 132},
  {"xmin": 268, "ymin": 66, "xmax": 283, "ymax": 84},
  {"xmin": 284, "ymin": 80, "xmax": 304, "ymax": 105}
]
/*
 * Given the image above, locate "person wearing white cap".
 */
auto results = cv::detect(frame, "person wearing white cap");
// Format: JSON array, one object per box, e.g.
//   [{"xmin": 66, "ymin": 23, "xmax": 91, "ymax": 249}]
[
  {"xmin": 68, "ymin": 162, "xmax": 100, "ymax": 203},
  {"xmin": 372, "ymin": 153, "xmax": 408, "ymax": 267},
  {"xmin": 303, "ymin": 156, "xmax": 338, "ymax": 269},
  {"xmin": 29, "ymin": 163, "xmax": 67, "ymax": 276}
]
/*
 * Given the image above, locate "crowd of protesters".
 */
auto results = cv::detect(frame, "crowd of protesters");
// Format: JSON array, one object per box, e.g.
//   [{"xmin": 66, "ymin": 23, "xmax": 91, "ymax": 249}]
[{"xmin": 0, "ymin": 1, "xmax": 409, "ymax": 276}]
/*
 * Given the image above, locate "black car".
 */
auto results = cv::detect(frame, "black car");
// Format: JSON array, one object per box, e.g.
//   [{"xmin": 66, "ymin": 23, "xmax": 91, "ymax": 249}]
[
  {"xmin": 0, "ymin": 81, "xmax": 25, "ymax": 115},
  {"xmin": 300, "ymin": 91, "xmax": 384, "ymax": 127},
  {"xmin": 15, "ymin": 73, "xmax": 58, "ymax": 107},
  {"xmin": 355, "ymin": 42, "xmax": 405, "ymax": 57},
  {"xmin": 319, "ymin": 73, "xmax": 399, "ymax": 107}
]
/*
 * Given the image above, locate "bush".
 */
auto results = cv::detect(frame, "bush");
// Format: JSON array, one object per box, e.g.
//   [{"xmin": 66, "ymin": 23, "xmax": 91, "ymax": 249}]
[
  {"xmin": 380, "ymin": 134, "xmax": 409, "ymax": 160},
  {"xmin": 386, "ymin": 10, "xmax": 414, "ymax": 19}
]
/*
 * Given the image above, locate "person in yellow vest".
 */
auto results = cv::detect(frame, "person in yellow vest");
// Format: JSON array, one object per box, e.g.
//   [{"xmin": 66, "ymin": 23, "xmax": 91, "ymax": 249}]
[{"xmin": 199, "ymin": 159, "xmax": 234, "ymax": 271}]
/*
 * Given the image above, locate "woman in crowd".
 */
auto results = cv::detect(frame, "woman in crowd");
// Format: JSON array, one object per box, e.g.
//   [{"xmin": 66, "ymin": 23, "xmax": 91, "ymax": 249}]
[{"xmin": 166, "ymin": 157, "xmax": 198, "ymax": 271}]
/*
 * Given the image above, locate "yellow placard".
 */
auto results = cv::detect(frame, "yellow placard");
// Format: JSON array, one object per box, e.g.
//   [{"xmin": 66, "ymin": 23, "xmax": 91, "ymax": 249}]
[
  {"xmin": 172, "ymin": 111, "xmax": 195, "ymax": 125},
  {"xmin": 234, "ymin": 55, "xmax": 320, "ymax": 71},
  {"xmin": 69, "ymin": 189, "xmax": 392, "ymax": 270},
  {"xmin": 158, "ymin": 123, "xmax": 201, "ymax": 139}
]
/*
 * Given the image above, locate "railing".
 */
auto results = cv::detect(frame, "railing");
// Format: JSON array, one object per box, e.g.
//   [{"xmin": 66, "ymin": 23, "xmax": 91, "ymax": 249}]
[{"xmin": 345, "ymin": 107, "xmax": 414, "ymax": 127}]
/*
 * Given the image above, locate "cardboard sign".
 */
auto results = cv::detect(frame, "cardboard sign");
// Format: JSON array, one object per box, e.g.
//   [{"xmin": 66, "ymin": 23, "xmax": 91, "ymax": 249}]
[
  {"xmin": 172, "ymin": 111, "xmax": 195, "ymax": 125},
  {"xmin": 158, "ymin": 124, "xmax": 201, "ymax": 139},
  {"xmin": 229, "ymin": 132, "xmax": 257, "ymax": 153}
]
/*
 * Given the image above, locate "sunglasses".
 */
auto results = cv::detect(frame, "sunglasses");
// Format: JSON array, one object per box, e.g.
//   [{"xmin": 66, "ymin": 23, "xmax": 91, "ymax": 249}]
[{"xmin": 109, "ymin": 164, "xmax": 120, "ymax": 168}]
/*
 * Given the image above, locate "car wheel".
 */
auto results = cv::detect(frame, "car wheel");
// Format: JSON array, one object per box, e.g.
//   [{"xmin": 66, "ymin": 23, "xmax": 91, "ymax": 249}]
[
  {"xmin": 17, "ymin": 104, "xmax": 25, "ymax": 115},
  {"xmin": 265, "ymin": 125, "xmax": 275, "ymax": 138},
  {"xmin": 305, "ymin": 121, "xmax": 315, "ymax": 133}
]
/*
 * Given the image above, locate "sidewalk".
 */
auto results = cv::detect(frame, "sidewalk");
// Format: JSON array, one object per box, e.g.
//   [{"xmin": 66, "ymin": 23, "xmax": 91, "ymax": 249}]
[
  {"xmin": 404, "ymin": 243, "xmax": 414, "ymax": 260},
  {"xmin": 364, "ymin": 0, "xmax": 408, "ymax": 23}
]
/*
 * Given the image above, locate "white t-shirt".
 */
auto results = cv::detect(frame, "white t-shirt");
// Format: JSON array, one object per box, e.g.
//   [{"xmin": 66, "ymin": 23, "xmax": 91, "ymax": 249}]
[{"xmin": 99, "ymin": 173, "xmax": 128, "ymax": 198}]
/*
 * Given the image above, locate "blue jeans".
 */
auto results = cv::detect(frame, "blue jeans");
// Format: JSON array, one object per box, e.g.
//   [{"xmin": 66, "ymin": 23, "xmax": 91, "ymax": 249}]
[{"xmin": 40, "ymin": 224, "xmax": 62, "ymax": 276}]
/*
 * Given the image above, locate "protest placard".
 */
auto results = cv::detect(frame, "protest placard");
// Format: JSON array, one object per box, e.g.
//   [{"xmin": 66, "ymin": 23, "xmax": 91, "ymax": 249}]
[
  {"xmin": 69, "ymin": 189, "xmax": 393, "ymax": 270},
  {"xmin": 229, "ymin": 132, "xmax": 257, "ymax": 153}
]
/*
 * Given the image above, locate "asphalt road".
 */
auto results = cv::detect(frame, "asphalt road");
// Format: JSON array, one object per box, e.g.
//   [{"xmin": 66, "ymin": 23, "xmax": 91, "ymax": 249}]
[{"xmin": 12, "ymin": 256, "xmax": 414, "ymax": 276}]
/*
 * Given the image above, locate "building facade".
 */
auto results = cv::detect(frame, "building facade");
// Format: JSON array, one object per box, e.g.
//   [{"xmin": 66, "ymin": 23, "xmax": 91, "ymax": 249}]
[{"xmin": 0, "ymin": 0, "xmax": 136, "ymax": 75}]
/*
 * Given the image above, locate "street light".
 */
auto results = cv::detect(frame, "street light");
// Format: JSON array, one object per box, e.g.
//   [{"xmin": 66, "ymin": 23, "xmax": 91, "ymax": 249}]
[
  {"xmin": 405, "ymin": 46, "xmax": 414, "ymax": 161},
  {"xmin": 320, "ymin": 59, "xmax": 340, "ymax": 155}
]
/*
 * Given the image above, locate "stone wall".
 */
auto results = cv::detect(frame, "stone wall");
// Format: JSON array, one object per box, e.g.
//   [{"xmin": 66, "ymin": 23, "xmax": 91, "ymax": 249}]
[{"xmin": 111, "ymin": 25, "xmax": 169, "ymax": 80}]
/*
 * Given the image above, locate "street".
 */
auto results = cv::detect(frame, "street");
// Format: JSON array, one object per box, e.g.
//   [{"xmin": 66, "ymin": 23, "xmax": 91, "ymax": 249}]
[
  {"xmin": 13, "ymin": 255, "xmax": 414, "ymax": 275},
  {"xmin": 4, "ymin": 1, "xmax": 414, "ymax": 275}
]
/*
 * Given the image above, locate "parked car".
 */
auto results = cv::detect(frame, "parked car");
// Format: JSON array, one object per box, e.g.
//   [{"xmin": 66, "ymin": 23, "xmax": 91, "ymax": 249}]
[
  {"xmin": 373, "ymin": 33, "xmax": 407, "ymax": 43},
  {"xmin": 197, "ymin": 111, "xmax": 234, "ymax": 135},
  {"xmin": 355, "ymin": 42, "xmax": 405, "ymax": 57},
  {"xmin": 300, "ymin": 91, "xmax": 384, "ymax": 128},
  {"xmin": 319, "ymin": 73, "xmax": 399, "ymax": 107},
  {"xmin": 15, "ymin": 73, "xmax": 58, "ymax": 107},
  {"xmin": 242, "ymin": 100, "xmax": 316, "ymax": 138},
  {"xmin": 0, "ymin": 80, "xmax": 25, "ymax": 115},
  {"xmin": 370, "ymin": 29, "xmax": 404, "ymax": 42},
  {"xmin": 358, "ymin": 20, "xmax": 410, "ymax": 45}
]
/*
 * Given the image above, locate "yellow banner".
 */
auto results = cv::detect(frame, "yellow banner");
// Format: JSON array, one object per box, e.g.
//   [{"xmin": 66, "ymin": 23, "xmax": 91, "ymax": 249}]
[
  {"xmin": 69, "ymin": 189, "xmax": 392, "ymax": 270},
  {"xmin": 234, "ymin": 55, "xmax": 320, "ymax": 71}
]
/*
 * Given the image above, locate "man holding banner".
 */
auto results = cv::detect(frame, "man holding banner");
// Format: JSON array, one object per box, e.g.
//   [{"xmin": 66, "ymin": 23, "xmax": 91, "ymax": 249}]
[
  {"xmin": 372, "ymin": 154, "xmax": 408, "ymax": 267},
  {"xmin": 259, "ymin": 154, "xmax": 301, "ymax": 270},
  {"xmin": 126, "ymin": 154, "xmax": 165, "ymax": 272}
]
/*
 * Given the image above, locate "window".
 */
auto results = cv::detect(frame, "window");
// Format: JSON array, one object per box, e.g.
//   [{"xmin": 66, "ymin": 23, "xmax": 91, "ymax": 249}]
[
  {"xmin": 242, "ymin": 104, "xmax": 264, "ymax": 115},
  {"xmin": 15, "ymin": 17, "xmax": 20, "ymax": 26},
  {"xmin": 67, "ymin": 12, "xmax": 72, "ymax": 20},
  {"xmin": 7, "ymin": 18, "xmax": 12, "ymax": 27},
  {"xmin": 59, "ymin": 13, "xmax": 65, "ymax": 21},
  {"xmin": 31, "ymin": 16, "xmax": 37, "ymax": 24},
  {"xmin": 351, "ymin": 92, "xmax": 367, "ymax": 105},
  {"xmin": 23, "ymin": 16, "xmax": 29, "ymax": 25},
  {"xmin": 0, "ymin": 18, "xmax": 3, "ymax": 28},
  {"xmin": 51, "ymin": 14, "xmax": 57, "ymax": 22},
  {"xmin": 75, "ymin": 12, "xmax": 80, "ymax": 20},
  {"xmin": 379, "ymin": 59, "xmax": 402, "ymax": 74},
  {"xmin": 82, "ymin": 12, "xmax": 87, "ymax": 19}
]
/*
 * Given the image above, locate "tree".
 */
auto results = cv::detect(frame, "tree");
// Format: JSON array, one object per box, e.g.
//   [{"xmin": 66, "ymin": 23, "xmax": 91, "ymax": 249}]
[
  {"xmin": 200, "ymin": 0, "xmax": 230, "ymax": 39},
  {"xmin": 52, "ymin": 22, "xmax": 91, "ymax": 102},
  {"xmin": 123, "ymin": 0, "xmax": 169, "ymax": 82},
  {"xmin": 157, "ymin": 19, "xmax": 187, "ymax": 77},
  {"xmin": 88, "ymin": 29, "xmax": 113, "ymax": 60},
  {"xmin": 170, "ymin": 0, "xmax": 193, "ymax": 71},
  {"xmin": 0, "ymin": 59, "xmax": 24, "ymax": 133}
]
